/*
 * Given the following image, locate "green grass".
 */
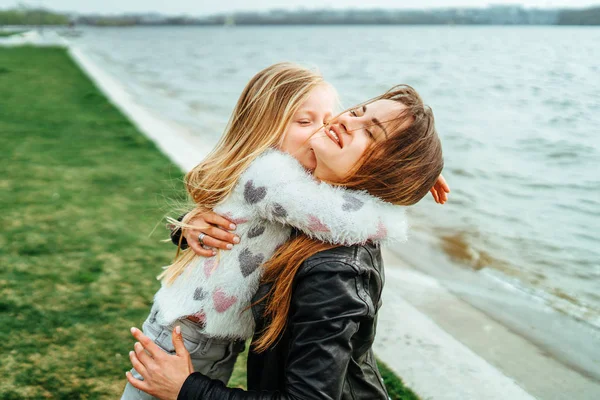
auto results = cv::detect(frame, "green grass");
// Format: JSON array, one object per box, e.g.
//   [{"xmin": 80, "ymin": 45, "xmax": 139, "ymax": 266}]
[
  {"xmin": 0, "ymin": 45, "xmax": 190, "ymax": 399},
  {"xmin": 0, "ymin": 30, "xmax": 26, "ymax": 37},
  {"xmin": 378, "ymin": 360, "xmax": 420, "ymax": 400},
  {"xmin": 0, "ymin": 46, "xmax": 418, "ymax": 399}
]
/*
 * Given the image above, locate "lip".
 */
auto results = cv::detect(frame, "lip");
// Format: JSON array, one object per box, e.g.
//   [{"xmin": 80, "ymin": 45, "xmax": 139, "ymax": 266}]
[{"xmin": 326, "ymin": 124, "xmax": 344, "ymax": 149}]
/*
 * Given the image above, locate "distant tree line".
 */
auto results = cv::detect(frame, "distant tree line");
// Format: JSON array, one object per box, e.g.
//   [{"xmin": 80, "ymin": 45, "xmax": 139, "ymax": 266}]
[
  {"xmin": 201, "ymin": 7, "xmax": 560, "ymax": 25},
  {"xmin": 556, "ymin": 6, "xmax": 600, "ymax": 25},
  {"xmin": 0, "ymin": 8, "xmax": 69, "ymax": 25},
  {"xmin": 1, "ymin": 5, "xmax": 599, "ymax": 27},
  {"xmin": 75, "ymin": 15, "xmax": 199, "ymax": 27}
]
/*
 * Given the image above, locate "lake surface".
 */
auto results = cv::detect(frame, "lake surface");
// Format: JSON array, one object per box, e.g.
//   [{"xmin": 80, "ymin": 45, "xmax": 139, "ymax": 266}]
[{"xmin": 72, "ymin": 26, "xmax": 600, "ymax": 330}]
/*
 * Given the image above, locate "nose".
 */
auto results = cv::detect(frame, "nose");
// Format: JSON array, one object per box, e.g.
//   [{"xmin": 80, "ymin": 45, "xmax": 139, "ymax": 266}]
[{"xmin": 332, "ymin": 111, "xmax": 354, "ymax": 134}]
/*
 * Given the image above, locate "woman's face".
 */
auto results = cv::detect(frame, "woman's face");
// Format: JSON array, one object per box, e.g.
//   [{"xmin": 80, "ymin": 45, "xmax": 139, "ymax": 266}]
[
  {"xmin": 278, "ymin": 84, "xmax": 336, "ymax": 171},
  {"xmin": 311, "ymin": 99, "xmax": 409, "ymax": 181}
]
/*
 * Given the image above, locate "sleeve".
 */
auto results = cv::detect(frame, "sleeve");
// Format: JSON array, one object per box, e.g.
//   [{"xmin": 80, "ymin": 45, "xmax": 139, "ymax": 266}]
[
  {"xmin": 169, "ymin": 213, "xmax": 189, "ymax": 249},
  {"xmin": 177, "ymin": 373, "xmax": 281, "ymax": 400},
  {"xmin": 177, "ymin": 260, "xmax": 371, "ymax": 400},
  {"xmin": 241, "ymin": 150, "xmax": 399, "ymax": 245}
]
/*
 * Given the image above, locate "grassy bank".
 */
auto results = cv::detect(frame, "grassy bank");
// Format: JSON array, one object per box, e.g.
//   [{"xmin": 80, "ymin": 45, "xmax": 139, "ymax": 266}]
[{"xmin": 0, "ymin": 46, "xmax": 418, "ymax": 399}]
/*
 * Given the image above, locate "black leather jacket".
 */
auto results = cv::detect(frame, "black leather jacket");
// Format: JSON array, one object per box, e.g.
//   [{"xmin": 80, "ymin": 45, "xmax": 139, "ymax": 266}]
[{"xmin": 177, "ymin": 243, "xmax": 390, "ymax": 400}]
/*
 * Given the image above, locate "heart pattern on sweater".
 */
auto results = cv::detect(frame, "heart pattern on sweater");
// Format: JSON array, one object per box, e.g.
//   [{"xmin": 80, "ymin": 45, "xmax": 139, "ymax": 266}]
[
  {"xmin": 244, "ymin": 180, "xmax": 267, "ymax": 204},
  {"xmin": 342, "ymin": 193, "xmax": 365, "ymax": 212},
  {"xmin": 222, "ymin": 212, "xmax": 248, "ymax": 225},
  {"xmin": 213, "ymin": 289, "xmax": 237, "ymax": 313},
  {"xmin": 203, "ymin": 257, "xmax": 219, "ymax": 278},
  {"xmin": 368, "ymin": 220, "xmax": 388, "ymax": 241},
  {"xmin": 193, "ymin": 287, "xmax": 207, "ymax": 301},
  {"xmin": 247, "ymin": 225, "xmax": 265, "ymax": 239},
  {"xmin": 271, "ymin": 203, "xmax": 288, "ymax": 218},
  {"xmin": 239, "ymin": 248, "xmax": 264, "ymax": 277},
  {"xmin": 308, "ymin": 215, "xmax": 330, "ymax": 232},
  {"xmin": 189, "ymin": 311, "xmax": 206, "ymax": 323}
]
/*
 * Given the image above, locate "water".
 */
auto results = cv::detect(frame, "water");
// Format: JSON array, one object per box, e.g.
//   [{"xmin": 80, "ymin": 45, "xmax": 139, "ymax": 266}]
[{"xmin": 72, "ymin": 26, "xmax": 600, "ymax": 329}]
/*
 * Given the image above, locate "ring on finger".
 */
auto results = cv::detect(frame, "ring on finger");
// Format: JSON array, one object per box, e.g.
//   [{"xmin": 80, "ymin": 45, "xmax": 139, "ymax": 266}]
[{"xmin": 198, "ymin": 232, "xmax": 206, "ymax": 246}]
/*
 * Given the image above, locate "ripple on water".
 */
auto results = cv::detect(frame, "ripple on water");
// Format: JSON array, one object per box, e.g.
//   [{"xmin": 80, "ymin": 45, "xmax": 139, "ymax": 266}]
[
  {"xmin": 492, "ymin": 83, "xmax": 506, "ymax": 91},
  {"xmin": 556, "ymin": 202, "xmax": 600, "ymax": 218},
  {"xmin": 515, "ymin": 136, "xmax": 597, "ymax": 163},
  {"xmin": 499, "ymin": 187, "xmax": 534, "ymax": 200},
  {"xmin": 449, "ymin": 167, "xmax": 474, "ymax": 178},
  {"xmin": 542, "ymin": 97, "xmax": 576, "ymax": 110},
  {"xmin": 547, "ymin": 149, "xmax": 586, "ymax": 160}
]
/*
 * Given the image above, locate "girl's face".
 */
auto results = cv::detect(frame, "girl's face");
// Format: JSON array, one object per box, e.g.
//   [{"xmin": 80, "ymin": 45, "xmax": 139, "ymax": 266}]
[
  {"xmin": 278, "ymin": 84, "xmax": 336, "ymax": 172},
  {"xmin": 311, "ymin": 99, "xmax": 410, "ymax": 182}
]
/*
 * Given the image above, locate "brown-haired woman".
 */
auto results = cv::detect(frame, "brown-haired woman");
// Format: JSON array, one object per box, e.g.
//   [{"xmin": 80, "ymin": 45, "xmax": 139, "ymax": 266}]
[{"xmin": 126, "ymin": 84, "xmax": 447, "ymax": 400}]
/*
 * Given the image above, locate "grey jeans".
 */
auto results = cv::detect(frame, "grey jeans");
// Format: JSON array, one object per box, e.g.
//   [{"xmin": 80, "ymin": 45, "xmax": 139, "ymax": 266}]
[{"xmin": 121, "ymin": 313, "xmax": 245, "ymax": 400}]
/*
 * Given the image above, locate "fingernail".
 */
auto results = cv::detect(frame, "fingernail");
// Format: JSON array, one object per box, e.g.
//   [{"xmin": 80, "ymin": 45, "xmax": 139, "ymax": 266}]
[
  {"xmin": 233, "ymin": 236, "xmax": 240, "ymax": 244},
  {"xmin": 229, "ymin": 224, "xmax": 236, "ymax": 230},
  {"xmin": 226, "ymin": 244, "xmax": 233, "ymax": 250},
  {"xmin": 129, "ymin": 351, "xmax": 134, "ymax": 356},
  {"xmin": 130, "ymin": 327, "xmax": 136, "ymax": 334},
  {"xmin": 175, "ymin": 325, "xmax": 181, "ymax": 334},
  {"xmin": 212, "ymin": 250, "xmax": 217, "ymax": 256}
]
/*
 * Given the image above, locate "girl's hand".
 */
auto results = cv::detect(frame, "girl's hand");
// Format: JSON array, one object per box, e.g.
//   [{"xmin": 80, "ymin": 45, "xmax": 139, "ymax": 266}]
[
  {"xmin": 430, "ymin": 174, "xmax": 450, "ymax": 204},
  {"xmin": 126, "ymin": 326, "xmax": 193, "ymax": 400},
  {"xmin": 182, "ymin": 212, "xmax": 240, "ymax": 257}
]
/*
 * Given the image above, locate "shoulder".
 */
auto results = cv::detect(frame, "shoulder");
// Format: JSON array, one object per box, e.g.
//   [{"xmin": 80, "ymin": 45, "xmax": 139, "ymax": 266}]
[
  {"xmin": 242, "ymin": 149, "xmax": 308, "ymax": 183},
  {"xmin": 298, "ymin": 243, "xmax": 383, "ymax": 278},
  {"xmin": 293, "ymin": 243, "xmax": 384, "ymax": 317}
]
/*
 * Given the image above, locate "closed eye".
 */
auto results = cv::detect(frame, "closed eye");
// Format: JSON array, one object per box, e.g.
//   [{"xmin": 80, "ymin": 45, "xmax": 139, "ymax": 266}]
[
  {"xmin": 298, "ymin": 120, "xmax": 312, "ymax": 125},
  {"xmin": 349, "ymin": 109, "xmax": 374, "ymax": 139}
]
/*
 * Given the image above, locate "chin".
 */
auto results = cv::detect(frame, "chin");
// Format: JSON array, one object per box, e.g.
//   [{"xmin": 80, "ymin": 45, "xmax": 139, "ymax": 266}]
[
  {"xmin": 304, "ymin": 163, "xmax": 316, "ymax": 173},
  {"xmin": 313, "ymin": 166, "xmax": 336, "ymax": 182},
  {"xmin": 299, "ymin": 154, "xmax": 317, "ymax": 171}
]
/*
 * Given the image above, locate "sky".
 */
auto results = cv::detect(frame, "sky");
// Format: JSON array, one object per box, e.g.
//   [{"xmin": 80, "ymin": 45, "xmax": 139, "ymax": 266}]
[{"xmin": 2, "ymin": 0, "xmax": 598, "ymax": 16}]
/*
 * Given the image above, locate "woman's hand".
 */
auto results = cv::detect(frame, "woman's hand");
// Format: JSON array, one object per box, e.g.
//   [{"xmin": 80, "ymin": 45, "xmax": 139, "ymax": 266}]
[
  {"xmin": 182, "ymin": 212, "xmax": 240, "ymax": 257},
  {"xmin": 126, "ymin": 326, "xmax": 193, "ymax": 400},
  {"xmin": 430, "ymin": 174, "xmax": 450, "ymax": 204}
]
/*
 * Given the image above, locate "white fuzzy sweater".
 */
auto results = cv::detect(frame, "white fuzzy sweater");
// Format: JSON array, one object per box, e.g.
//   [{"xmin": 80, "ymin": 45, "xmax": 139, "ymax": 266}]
[{"xmin": 152, "ymin": 149, "xmax": 408, "ymax": 339}]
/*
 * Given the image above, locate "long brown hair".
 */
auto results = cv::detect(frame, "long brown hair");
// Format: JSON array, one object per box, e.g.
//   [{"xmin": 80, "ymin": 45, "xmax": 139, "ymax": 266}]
[
  {"xmin": 253, "ymin": 84, "xmax": 443, "ymax": 352},
  {"xmin": 159, "ymin": 63, "xmax": 325, "ymax": 284}
]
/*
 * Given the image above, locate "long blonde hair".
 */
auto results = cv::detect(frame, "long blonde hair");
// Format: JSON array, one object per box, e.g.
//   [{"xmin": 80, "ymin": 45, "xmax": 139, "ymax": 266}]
[{"xmin": 159, "ymin": 63, "xmax": 325, "ymax": 284}]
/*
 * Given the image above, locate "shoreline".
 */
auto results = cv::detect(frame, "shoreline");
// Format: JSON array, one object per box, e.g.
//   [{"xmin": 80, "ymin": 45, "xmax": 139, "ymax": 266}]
[
  {"xmin": 37, "ymin": 33, "xmax": 598, "ymax": 399},
  {"xmin": 393, "ymin": 231, "xmax": 600, "ymax": 384},
  {"xmin": 381, "ymin": 249, "xmax": 600, "ymax": 400}
]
